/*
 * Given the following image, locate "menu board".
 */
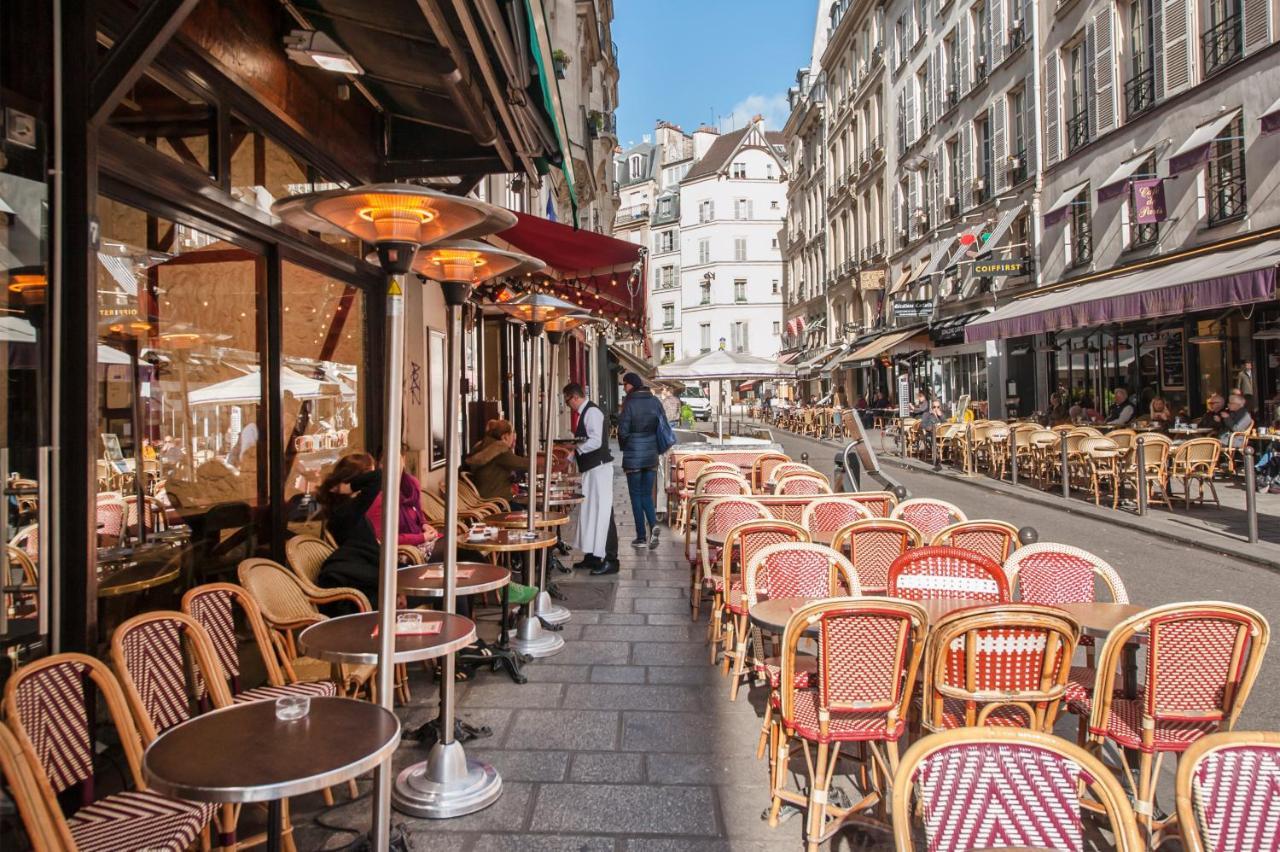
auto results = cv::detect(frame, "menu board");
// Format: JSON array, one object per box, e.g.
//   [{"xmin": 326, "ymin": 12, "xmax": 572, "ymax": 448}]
[{"xmin": 1160, "ymin": 330, "xmax": 1185, "ymax": 391}]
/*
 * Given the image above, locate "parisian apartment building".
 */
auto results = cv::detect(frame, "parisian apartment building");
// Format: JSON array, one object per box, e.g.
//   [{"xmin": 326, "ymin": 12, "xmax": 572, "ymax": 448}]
[
  {"xmin": 782, "ymin": 0, "xmax": 1280, "ymax": 420},
  {"xmin": 614, "ymin": 118, "xmax": 789, "ymax": 366}
]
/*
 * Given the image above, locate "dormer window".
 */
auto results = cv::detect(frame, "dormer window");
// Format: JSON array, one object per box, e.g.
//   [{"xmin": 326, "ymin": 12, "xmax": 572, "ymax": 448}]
[{"xmin": 629, "ymin": 154, "xmax": 644, "ymax": 179}]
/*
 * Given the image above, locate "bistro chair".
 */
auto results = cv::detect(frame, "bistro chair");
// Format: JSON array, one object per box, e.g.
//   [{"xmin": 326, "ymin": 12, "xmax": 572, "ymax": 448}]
[
  {"xmin": 921, "ymin": 604, "xmax": 1080, "ymax": 733},
  {"xmin": 887, "ymin": 545, "xmax": 1010, "ymax": 604},
  {"xmin": 889, "ymin": 497, "xmax": 966, "ymax": 541},
  {"xmin": 1078, "ymin": 436, "xmax": 1123, "ymax": 507},
  {"xmin": 766, "ymin": 462, "xmax": 818, "ymax": 487},
  {"xmin": 1027, "ymin": 429, "xmax": 1062, "ymax": 489},
  {"xmin": 929, "ymin": 519, "xmax": 1022, "ymax": 564},
  {"xmin": 1218, "ymin": 425, "xmax": 1254, "ymax": 476},
  {"xmin": 5, "ymin": 544, "xmax": 38, "ymax": 618},
  {"xmin": 717, "ymin": 518, "xmax": 809, "ymax": 697},
  {"xmin": 1123, "ymin": 433, "xmax": 1173, "ymax": 509},
  {"xmin": 1107, "ymin": 428, "xmax": 1138, "ymax": 454},
  {"xmin": 799, "ymin": 496, "xmax": 873, "ymax": 542},
  {"xmin": 0, "ymin": 722, "xmax": 64, "ymax": 851},
  {"xmin": 684, "ymin": 473, "xmax": 753, "ymax": 571},
  {"xmin": 1071, "ymin": 601, "xmax": 1270, "ymax": 845},
  {"xmin": 110, "ymin": 611, "xmax": 304, "ymax": 850},
  {"xmin": 95, "ymin": 492, "xmax": 127, "ymax": 546},
  {"xmin": 891, "ymin": 727, "xmax": 1143, "ymax": 852},
  {"xmin": 1170, "ymin": 438, "xmax": 1223, "ymax": 509},
  {"xmin": 124, "ymin": 494, "xmax": 169, "ymax": 535},
  {"xmin": 3, "ymin": 653, "xmax": 216, "ymax": 852},
  {"xmin": 773, "ymin": 470, "xmax": 832, "ymax": 496},
  {"xmin": 829, "ymin": 518, "xmax": 923, "ymax": 594},
  {"xmin": 1175, "ymin": 730, "xmax": 1280, "ymax": 852},
  {"xmin": 10, "ymin": 522, "xmax": 39, "ymax": 561},
  {"xmin": 845, "ymin": 490, "xmax": 899, "ymax": 518},
  {"xmin": 691, "ymin": 496, "xmax": 769, "ymax": 622},
  {"xmin": 980, "ymin": 423, "xmax": 1010, "ymax": 479},
  {"xmin": 671, "ymin": 453, "xmax": 714, "ymax": 532},
  {"xmin": 770, "ymin": 598, "xmax": 928, "ymax": 852},
  {"xmin": 284, "ymin": 533, "xmax": 341, "ymax": 596},
  {"xmin": 750, "ymin": 452, "xmax": 791, "ymax": 492}
]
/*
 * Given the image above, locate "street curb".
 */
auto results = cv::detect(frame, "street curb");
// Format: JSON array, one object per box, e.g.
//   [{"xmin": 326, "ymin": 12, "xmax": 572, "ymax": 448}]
[{"xmin": 760, "ymin": 423, "xmax": 1280, "ymax": 573}]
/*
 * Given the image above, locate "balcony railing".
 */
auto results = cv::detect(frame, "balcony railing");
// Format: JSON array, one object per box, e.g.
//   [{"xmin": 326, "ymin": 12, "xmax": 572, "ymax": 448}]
[
  {"xmin": 1202, "ymin": 12, "xmax": 1243, "ymax": 76},
  {"xmin": 1071, "ymin": 220, "xmax": 1092, "ymax": 268},
  {"xmin": 616, "ymin": 204, "xmax": 650, "ymax": 222},
  {"xmin": 1066, "ymin": 108, "xmax": 1090, "ymax": 154},
  {"xmin": 1129, "ymin": 218, "xmax": 1158, "ymax": 249},
  {"xmin": 1007, "ymin": 149, "xmax": 1028, "ymax": 185},
  {"xmin": 870, "ymin": 239, "xmax": 885, "ymax": 259},
  {"xmin": 1207, "ymin": 161, "xmax": 1247, "ymax": 225},
  {"xmin": 1124, "ymin": 66, "xmax": 1157, "ymax": 119}
]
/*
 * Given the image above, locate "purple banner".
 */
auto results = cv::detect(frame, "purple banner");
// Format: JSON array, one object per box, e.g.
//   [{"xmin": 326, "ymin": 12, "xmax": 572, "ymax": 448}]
[
  {"xmin": 1097, "ymin": 180, "xmax": 1130, "ymax": 203},
  {"xmin": 1170, "ymin": 143, "xmax": 1212, "ymax": 176},
  {"xmin": 1132, "ymin": 179, "xmax": 1167, "ymax": 224}
]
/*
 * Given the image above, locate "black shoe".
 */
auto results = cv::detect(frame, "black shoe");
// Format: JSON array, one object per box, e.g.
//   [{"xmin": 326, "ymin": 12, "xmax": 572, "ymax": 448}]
[
  {"xmin": 573, "ymin": 556, "xmax": 602, "ymax": 570},
  {"xmin": 591, "ymin": 559, "xmax": 620, "ymax": 575},
  {"xmin": 630, "ymin": 536, "xmax": 648, "ymax": 548}
]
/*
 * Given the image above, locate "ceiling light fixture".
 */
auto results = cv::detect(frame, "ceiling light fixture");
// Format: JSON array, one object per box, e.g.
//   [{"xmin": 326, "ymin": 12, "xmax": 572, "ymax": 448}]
[{"xmin": 283, "ymin": 29, "xmax": 363, "ymax": 75}]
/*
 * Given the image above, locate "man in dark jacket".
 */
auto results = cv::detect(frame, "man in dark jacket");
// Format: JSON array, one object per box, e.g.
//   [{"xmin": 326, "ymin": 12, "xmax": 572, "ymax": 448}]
[{"xmin": 618, "ymin": 372, "xmax": 666, "ymax": 548}]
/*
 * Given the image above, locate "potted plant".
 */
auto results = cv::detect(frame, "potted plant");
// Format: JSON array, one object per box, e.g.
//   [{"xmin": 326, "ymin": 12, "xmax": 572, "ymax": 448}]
[{"xmin": 552, "ymin": 49, "xmax": 570, "ymax": 79}]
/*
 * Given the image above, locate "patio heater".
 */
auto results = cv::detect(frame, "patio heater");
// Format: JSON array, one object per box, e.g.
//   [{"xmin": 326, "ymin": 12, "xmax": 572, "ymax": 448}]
[
  {"xmin": 272, "ymin": 185, "xmax": 501, "ymax": 845},
  {"xmin": 393, "ymin": 240, "xmax": 543, "ymax": 819},
  {"xmin": 495, "ymin": 292, "xmax": 580, "ymax": 656}
]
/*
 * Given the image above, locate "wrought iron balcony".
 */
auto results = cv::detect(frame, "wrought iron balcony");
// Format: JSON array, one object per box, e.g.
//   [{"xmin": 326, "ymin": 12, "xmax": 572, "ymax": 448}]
[
  {"xmin": 1124, "ymin": 66, "xmax": 1157, "ymax": 119},
  {"xmin": 1129, "ymin": 219, "xmax": 1158, "ymax": 249},
  {"xmin": 1007, "ymin": 149, "xmax": 1028, "ymax": 184},
  {"xmin": 1207, "ymin": 163, "xmax": 1247, "ymax": 225},
  {"xmin": 1202, "ymin": 12, "xmax": 1243, "ymax": 76},
  {"xmin": 1071, "ymin": 221, "xmax": 1092, "ymax": 268},
  {"xmin": 1066, "ymin": 108, "xmax": 1090, "ymax": 154}
]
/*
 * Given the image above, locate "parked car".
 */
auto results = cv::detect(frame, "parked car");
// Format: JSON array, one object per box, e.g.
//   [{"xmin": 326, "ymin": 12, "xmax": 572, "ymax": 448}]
[{"xmin": 679, "ymin": 387, "xmax": 712, "ymax": 421}]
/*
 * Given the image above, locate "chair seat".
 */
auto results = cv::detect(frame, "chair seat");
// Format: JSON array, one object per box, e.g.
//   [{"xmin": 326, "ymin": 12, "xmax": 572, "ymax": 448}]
[
  {"xmin": 781, "ymin": 689, "xmax": 906, "ymax": 743},
  {"xmin": 68, "ymin": 790, "xmax": 215, "ymax": 852},
  {"xmin": 724, "ymin": 581, "xmax": 747, "ymax": 615},
  {"xmin": 936, "ymin": 698, "xmax": 1034, "ymax": 730},
  {"xmin": 761, "ymin": 655, "xmax": 815, "ymax": 690},
  {"xmin": 234, "ymin": 679, "xmax": 338, "ymax": 704},
  {"xmin": 1064, "ymin": 665, "xmax": 1096, "ymax": 705},
  {"xmin": 1073, "ymin": 697, "xmax": 1221, "ymax": 753}
]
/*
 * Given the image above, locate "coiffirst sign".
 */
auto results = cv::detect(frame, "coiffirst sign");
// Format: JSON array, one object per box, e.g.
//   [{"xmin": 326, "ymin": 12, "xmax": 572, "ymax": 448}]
[{"xmin": 972, "ymin": 258, "xmax": 1030, "ymax": 277}]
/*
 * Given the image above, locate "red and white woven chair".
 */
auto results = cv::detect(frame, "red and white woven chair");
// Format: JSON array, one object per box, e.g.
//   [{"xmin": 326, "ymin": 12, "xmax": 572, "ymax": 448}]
[
  {"xmin": 845, "ymin": 490, "xmax": 899, "ymax": 518},
  {"xmin": 95, "ymin": 493, "xmax": 127, "ymax": 546},
  {"xmin": 1004, "ymin": 542, "xmax": 1129, "ymax": 706},
  {"xmin": 3, "ymin": 653, "xmax": 215, "ymax": 852},
  {"xmin": 887, "ymin": 545, "xmax": 1010, "ymax": 604},
  {"xmin": 773, "ymin": 470, "xmax": 832, "ymax": 496},
  {"xmin": 830, "ymin": 518, "xmax": 922, "ymax": 595},
  {"xmin": 769, "ymin": 598, "xmax": 928, "ymax": 852},
  {"xmin": 1175, "ymin": 730, "xmax": 1280, "ymax": 852},
  {"xmin": 889, "ymin": 497, "xmax": 967, "ymax": 541},
  {"xmin": 691, "ymin": 496, "xmax": 768, "ymax": 622},
  {"xmin": 0, "ymin": 722, "xmax": 63, "ymax": 851},
  {"xmin": 751, "ymin": 452, "xmax": 791, "ymax": 492},
  {"xmin": 766, "ymin": 462, "xmax": 818, "ymax": 488},
  {"xmin": 799, "ymin": 496, "xmax": 873, "ymax": 543},
  {"xmin": 929, "ymin": 519, "xmax": 1022, "ymax": 563},
  {"xmin": 921, "ymin": 604, "xmax": 1080, "ymax": 733},
  {"xmin": 671, "ymin": 453, "xmax": 713, "ymax": 532},
  {"xmin": 683, "ymin": 471, "xmax": 753, "ymax": 569},
  {"xmin": 1073, "ymin": 601, "xmax": 1270, "ymax": 845},
  {"xmin": 716, "ymin": 518, "xmax": 809, "ymax": 696},
  {"xmin": 891, "ymin": 727, "xmax": 1143, "ymax": 851}
]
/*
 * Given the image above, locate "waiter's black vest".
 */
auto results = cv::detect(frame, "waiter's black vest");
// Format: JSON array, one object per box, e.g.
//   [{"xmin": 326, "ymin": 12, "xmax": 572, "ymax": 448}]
[{"xmin": 574, "ymin": 401, "xmax": 614, "ymax": 472}]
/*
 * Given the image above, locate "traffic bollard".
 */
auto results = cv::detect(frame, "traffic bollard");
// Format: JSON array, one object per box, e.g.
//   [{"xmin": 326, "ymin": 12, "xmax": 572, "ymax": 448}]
[
  {"xmin": 965, "ymin": 421, "xmax": 975, "ymax": 474},
  {"xmin": 1060, "ymin": 437, "xmax": 1070, "ymax": 499},
  {"xmin": 932, "ymin": 428, "xmax": 941, "ymax": 471},
  {"xmin": 1135, "ymin": 437, "xmax": 1148, "ymax": 516},
  {"xmin": 1009, "ymin": 428, "xmax": 1019, "ymax": 486},
  {"xmin": 801, "ymin": 452, "xmax": 809, "ymax": 466},
  {"xmin": 1245, "ymin": 446, "xmax": 1259, "ymax": 544}
]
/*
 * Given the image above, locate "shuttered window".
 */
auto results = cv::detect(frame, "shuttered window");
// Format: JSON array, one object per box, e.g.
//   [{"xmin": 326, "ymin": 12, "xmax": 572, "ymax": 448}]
[
  {"xmin": 1243, "ymin": 0, "xmax": 1272, "ymax": 54},
  {"xmin": 1203, "ymin": 0, "xmax": 1244, "ymax": 74},
  {"xmin": 1126, "ymin": 0, "xmax": 1159, "ymax": 118},
  {"xmin": 992, "ymin": 96, "xmax": 1009, "ymax": 191},
  {"xmin": 1094, "ymin": 4, "xmax": 1118, "ymax": 134},
  {"xmin": 1044, "ymin": 52, "xmax": 1061, "ymax": 165},
  {"xmin": 1162, "ymin": 0, "xmax": 1194, "ymax": 95}
]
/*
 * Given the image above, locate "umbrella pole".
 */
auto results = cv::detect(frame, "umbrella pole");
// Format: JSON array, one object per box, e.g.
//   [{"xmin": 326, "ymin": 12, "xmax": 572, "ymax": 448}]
[
  {"xmin": 371, "ymin": 274, "xmax": 405, "ymax": 846},
  {"xmin": 394, "ymin": 281, "xmax": 502, "ymax": 818}
]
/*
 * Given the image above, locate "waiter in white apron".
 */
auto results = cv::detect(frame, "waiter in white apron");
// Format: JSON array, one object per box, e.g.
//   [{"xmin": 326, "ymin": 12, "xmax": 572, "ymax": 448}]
[{"xmin": 562, "ymin": 382, "xmax": 618, "ymax": 575}]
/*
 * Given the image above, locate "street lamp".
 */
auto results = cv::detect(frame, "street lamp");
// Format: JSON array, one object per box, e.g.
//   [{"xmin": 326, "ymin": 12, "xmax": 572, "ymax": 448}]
[
  {"xmin": 494, "ymin": 292, "xmax": 580, "ymax": 657},
  {"xmin": 272, "ymin": 184, "xmax": 506, "ymax": 845},
  {"xmin": 393, "ymin": 240, "xmax": 543, "ymax": 820}
]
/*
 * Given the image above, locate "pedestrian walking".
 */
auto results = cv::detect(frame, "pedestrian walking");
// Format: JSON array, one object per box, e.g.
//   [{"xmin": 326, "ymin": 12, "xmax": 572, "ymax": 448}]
[
  {"xmin": 562, "ymin": 382, "xmax": 618, "ymax": 575},
  {"xmin": 618, "ymin": 372, "xmax": 665, "ymax": 548}
]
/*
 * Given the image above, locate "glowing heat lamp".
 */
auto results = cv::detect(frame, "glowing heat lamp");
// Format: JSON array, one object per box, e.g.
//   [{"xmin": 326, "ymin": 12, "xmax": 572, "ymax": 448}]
[
  {"xmin": 494, "ymin": 291, "xmax": 580, "ymax": 326},
  {"xmin": 411, "ymin": 240, "xmax": 543, "ymax": 285},
  {"xmin": 7, "ymin": 269, "xmax": 47, "ymax": 304}
]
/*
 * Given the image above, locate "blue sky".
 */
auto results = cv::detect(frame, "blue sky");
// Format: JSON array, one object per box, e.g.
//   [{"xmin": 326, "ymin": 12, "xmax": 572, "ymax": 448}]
[{"xmin": 612, "ymin": 0, "xmax": 816, "ymax": 147}]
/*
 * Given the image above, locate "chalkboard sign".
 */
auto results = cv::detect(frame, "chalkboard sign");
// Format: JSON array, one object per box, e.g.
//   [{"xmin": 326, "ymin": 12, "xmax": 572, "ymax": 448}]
[{"xmin": 1160, "ymin": 330, "xmax": 1185, "ymax": 391}]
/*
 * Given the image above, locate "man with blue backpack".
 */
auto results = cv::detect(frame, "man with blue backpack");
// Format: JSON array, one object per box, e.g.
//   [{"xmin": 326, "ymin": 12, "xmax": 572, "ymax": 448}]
[{"xmin": 618, "ymin": 372, "xmax": 674, "ymax": 549}]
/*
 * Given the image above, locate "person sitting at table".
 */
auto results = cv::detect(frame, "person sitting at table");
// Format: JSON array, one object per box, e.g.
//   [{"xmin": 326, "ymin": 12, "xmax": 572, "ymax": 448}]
[
  {"xmin": 854, "ymin": 393, "xmax": 867, "ymax": 410},
  {"xmin": 1147, "ymin": 396, "xmax": 1173, "ymax": 426},
  {"xmin": 909, "ymin": 389, "xmax": 929, "ymax": 416},
  {"xmin": 367, "ymin": 447, "xmax": 440, "ymax": 556},
  {"xmin": 1104, "ymin": 388, "xmax": 1137, "ymax": 425},
  {"xmin": 1215, "ymin": 393, "xmax": 1253, "ymax": 444},
  {"xmin": 1047, "ymin": 392, "xmax": 1070, "ymax": 424},
  {"xmin": 465, "ymin": 419, "xmax": 530, "ymax": 503},
  {"xmin": 1197, "ymin": 393, "xmax": 1227, "ymax": 430},
  {"xmin": 871, "ymin": 389, "xmax": 889, "ymax": 409},
  {"xmin": 316, "ymin": 452, "xmax": 382, "ymax": 604}
]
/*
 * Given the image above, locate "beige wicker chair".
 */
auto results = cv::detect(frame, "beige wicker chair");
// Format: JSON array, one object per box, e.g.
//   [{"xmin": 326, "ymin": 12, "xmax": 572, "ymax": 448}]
[
  {"xmin": 1080, "ymin": 436, "xmax": 1123, "ymax": 507},
  {"xmin": 1123, "ymin": 433, "xmax": 1172, "ymax": 508},
  {"xmin": 1170, "ymin": 438, "xmax": 1222, "ymax": 509},
  {"xmin": 284, "ymin": 534, "xmax": 339, "ymax": 597}
]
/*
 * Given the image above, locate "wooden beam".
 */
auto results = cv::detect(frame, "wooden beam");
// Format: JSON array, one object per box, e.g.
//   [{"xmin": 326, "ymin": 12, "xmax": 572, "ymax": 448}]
[
  {"xmin": 92, "ymin": 0, "xmax": 203, "ymax": 125},
  {"xmin": 377, "ymin": 156, "xmax": 508, "ymax": 180}
]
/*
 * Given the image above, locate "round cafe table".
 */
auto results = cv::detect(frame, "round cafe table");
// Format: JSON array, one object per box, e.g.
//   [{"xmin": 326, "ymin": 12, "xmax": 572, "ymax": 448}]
[
  {"xmin": 299, "ymin": 611, "xmax": 476, "ymax": 666},
  {"xmin": 144, "ymin": 697, "xmax": 400, "ymax": 852},
  {"xmin": 463, "ymin": 528, "xmax": 558, "ymax": 555},
  {"xmin": 396, "ymin": 562, "xmax": 511, "ymax": 598},
  {"xmin": 748, "ymin": 595, "xmax": 984, "ymax": 634},
  {"xmin": 485, "ymin": 510, "xmax": 570, "ymax": 529}
]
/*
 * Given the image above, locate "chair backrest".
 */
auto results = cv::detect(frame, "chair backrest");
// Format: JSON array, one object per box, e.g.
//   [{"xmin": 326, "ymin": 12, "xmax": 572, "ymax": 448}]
[
  {"xmin": 699, "ymin": 497, "xmax": 770, "ymax": 579},
  {"xmin": 183, "ymin": 582, "xmax": 290, "ymax": 695},
  {"xmin": 1005, "ymin": 542, "xmax": 1128, "ymax": 604},
  {"xmin": 778, "ymin": 597, "xmax": 928, "ymax": 739},
  {"xmin": 1177, "ymin": 437, "xmax": 1222, "ymax": 472},
  {"xmin": 10, "ymin": 523, "xmax": 39, "ymax": 559},
  {"xmin": 887, "ymin": 545, "xmax": 1010, "ymax": 603},
  {"xmin": 846, "ymin": 490, "xmax": 899, "ymax": 518},
  {"xmin": 1135, "ymin": 434, "xmax": 1173, "ymax": 469},
  {"xmin": 751, "ymin": 452, "xmax": 791, "ymax": 491},
  {"xmin": 892, "ymin": 727, "xmax": 1143, "ymax": 852},
  {"xmin": 124, "ymin": 495, "xmax": 167, "ymax": 531},
  {"xmin": 800, "ymin": 497, "xmax": 873, "ymax": 538},
  {"xmin": 744, "ymin": 542, "xmax": 858, "ymax": 606},
  {"xmin": 922, "ymin": 604, "xmax": 1080, "ymax": 732},
  {"xmin": 237, "ymin": 557, "xmax": 325, "ymax": 629},
  {"xmin": 930, "ymin": 520, "xmax": 1022, "ymax": 564},
  {"xmin": 773, "ymin": 471, "xmax": 832, "ymax": 496},
  {"xmin": 698, "ymin": 462, "xmax": 741, "ymax": 478},
  {"xmin": 720, "ymin": 519, "xmax": 810, "ymax": 599},
  {"xmin": 4, "ymin": 653, "xmax": 149, "ymax": 803},
  {"xmin": 285, "ymin": 533, "xmax": 335, "ymax": 587},
  {"xmin": 110, "ymin": 610, "xmax": 232, "ymax": 743},
  {"xmin": 831, "ymin": 518, "xmax": 923, "ymax": 594},
  {"xmin": 676, "ymin": 454, "xmax": 714, "ymax": 488},
  {"xmin": 1073, "ymin": 426, "xmax": 1104, "ymax": 437},
  {"xmin": 7, "ymin": 543, "xmax": 37, "ymax": 586},
  {"xmin": 1175, "ymin": 730, "xmax": 1280, "ymax": 852},
  {"xmin": 693, "ymin": 472, "xmax": 752, "ymax": 499},
  {"xmin": 95, "ymin": 495, "xmax": 126, "ymax": 542},
  {"xmin": 890, "ymin": 498, "xmax": 967, "ymax": 540},
  {"xmin": 0, "ymin": 723, "xmax": 66, "ymax": 851},
  {"xmin": 1107, "ymin": 429, "xmax": 1137, "ymax": 450},
  {"xmin": 1088, "ymin": 603, "xmax": 1270, "ymax": 744},
  {"xmin": 768, "ymin": 462, "xmax": 816, "ymax": 485},
  {"xmin": 1080, "ymin": 436, "xmax": 1120, "ymax": 457}
]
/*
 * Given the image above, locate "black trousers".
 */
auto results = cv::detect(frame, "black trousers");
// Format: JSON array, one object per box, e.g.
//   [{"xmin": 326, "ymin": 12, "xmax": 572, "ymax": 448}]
[{"xmin": 605, "ymin": 508, "xmax": 618, "ymax": 561}]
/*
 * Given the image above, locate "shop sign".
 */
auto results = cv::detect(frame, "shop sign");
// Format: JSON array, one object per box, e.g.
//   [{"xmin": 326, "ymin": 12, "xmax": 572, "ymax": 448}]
[
  {"xmin": 893, "ymin": 299, "xmax": 934, "ymax": 321},
  {"xmin": 1133, "ymin": 179, "xmax": 1167, "ymax": 224},
  {"xmin": 973, "ymin": 257, "xmax": 1030, "ymax": 277},
  {"xmin": 897, "ymin": 373, "xmax": 911, "ymax": 417}
]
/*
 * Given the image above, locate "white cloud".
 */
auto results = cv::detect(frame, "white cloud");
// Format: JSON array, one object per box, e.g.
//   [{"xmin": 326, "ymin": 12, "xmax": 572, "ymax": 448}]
[{"xmin": 723, "ymin": 93, "xmax": 790, "ymax": 132}]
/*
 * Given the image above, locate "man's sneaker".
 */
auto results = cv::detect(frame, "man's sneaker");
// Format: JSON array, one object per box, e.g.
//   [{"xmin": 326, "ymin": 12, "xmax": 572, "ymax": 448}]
[
  {"xmin": 648, "ymin": 528, "xmax": 660, "ymax": 548},
  {"xmin": 630, "ymin": 536, "xmax": 648, "ymax": 548}
]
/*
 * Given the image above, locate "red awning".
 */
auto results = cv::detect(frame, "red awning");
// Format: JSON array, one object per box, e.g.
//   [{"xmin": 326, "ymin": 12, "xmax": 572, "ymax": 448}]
[
  {"xmin": 737, "ymin": 379, "xmax": 758, "ymax": 391},
  {"xmin": 490, "ymin": 212, "xmax": 646, "ymax": 327}
]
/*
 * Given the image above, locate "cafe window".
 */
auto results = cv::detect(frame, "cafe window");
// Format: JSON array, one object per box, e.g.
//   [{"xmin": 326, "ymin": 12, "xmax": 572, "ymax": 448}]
[
  {"xmin": 1206, "ymin": 114, "xmax": 1246, "ymax": 225},
  {"xmin": 1067, "ymin": 186, "xmax": 1092, "ymax": 268},
  {"xmin": 108, "ymin": 69, "xmax": 214, "ymax": 179}
]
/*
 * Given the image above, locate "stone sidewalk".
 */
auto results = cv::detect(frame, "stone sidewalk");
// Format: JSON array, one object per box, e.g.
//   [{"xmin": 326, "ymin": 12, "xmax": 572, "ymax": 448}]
[{"xmin": 292, "ymin": 458, "xmax": 855, "ymax": 851}]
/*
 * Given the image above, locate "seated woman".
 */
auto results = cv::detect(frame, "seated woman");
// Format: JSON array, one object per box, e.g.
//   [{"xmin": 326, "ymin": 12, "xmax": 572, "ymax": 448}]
[
  {"xmin": 367, "ymin": 454, "xmax": 441, "ymax": 559},
  {"xmin": 465, "ymin": 419, "xmax": 529, "ymax": 502},
  {"xmin": 317, "ymin": 452, "xmax": 382, "ymax": 604},
  {"xmin": 1148, "ymin": 396, "xmax": 1173, "ymax": 425}
]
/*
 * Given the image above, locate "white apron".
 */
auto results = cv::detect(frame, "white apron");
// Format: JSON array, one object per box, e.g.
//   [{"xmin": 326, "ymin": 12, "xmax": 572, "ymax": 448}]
[{"xmin": 572, "ymin": 462, "xmax": 614, "ymax": 557}]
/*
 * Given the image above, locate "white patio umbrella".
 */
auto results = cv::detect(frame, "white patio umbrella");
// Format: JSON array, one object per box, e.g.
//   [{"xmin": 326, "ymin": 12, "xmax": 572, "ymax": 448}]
[{"xmin": 656, "ymin": 349, "xmax": 797, "ymax": 441}]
